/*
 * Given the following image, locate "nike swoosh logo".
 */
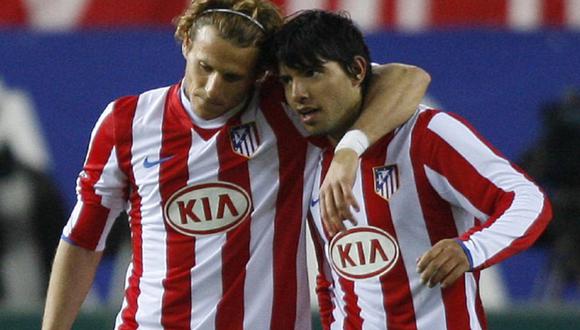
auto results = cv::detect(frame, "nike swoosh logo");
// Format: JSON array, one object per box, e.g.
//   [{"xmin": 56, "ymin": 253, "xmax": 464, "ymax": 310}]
[
  {"xmin": 143, "ymin": 155, "xmax": 174, "ymax": 168},
  {"xmin": 310, "ymin": 197, "xmax": 320, "ymax": 207}
]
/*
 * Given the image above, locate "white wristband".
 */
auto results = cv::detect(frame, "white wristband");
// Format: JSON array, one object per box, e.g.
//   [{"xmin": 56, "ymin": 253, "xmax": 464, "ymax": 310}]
[{"xmin": 335, "ymin": 130, "xmax": 370, "ymax": 156}]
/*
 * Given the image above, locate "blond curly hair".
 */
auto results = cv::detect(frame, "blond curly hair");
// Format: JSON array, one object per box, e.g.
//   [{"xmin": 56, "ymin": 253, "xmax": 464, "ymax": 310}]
[{"xmin": 174, "ymin": 0, "xmax": 283, "ymax": 49}]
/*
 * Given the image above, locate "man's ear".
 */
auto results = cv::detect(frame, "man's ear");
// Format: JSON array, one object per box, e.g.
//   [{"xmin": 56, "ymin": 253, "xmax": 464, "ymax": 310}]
[{"xmin": 351, "ymin": 55, "xmax": 368, "ymax": 86}]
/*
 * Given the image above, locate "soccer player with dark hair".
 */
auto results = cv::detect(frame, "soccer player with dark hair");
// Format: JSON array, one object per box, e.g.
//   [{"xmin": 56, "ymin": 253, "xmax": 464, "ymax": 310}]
[{"xmin": 272, "ymin": 10, "xmax": 552, "ymax": 329}]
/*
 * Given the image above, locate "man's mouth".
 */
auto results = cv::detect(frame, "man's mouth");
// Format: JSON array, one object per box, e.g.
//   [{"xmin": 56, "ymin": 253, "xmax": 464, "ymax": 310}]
[
  {"xmin": 297, "ymin": 107, "xmax": 320, "ymax": 123},
  {"xmin": 195, "ymin": 95, "xmax": 225, "ymax": 109}
]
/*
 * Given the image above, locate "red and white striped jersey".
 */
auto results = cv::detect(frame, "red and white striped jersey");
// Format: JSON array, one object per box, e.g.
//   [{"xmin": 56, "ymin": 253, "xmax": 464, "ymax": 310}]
[
  {"xmin": 308, "ymin": 106, "xmax": 552, "ymax": 330},
  {"xmin": 62, "ymin": 81, "xmax": 322, "ymax": 329}
]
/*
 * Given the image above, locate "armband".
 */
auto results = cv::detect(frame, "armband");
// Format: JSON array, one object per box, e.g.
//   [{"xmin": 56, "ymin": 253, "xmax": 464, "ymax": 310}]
[{"xmin": 335, "ymin": 130, "xmax": 369, "ymax": 156}]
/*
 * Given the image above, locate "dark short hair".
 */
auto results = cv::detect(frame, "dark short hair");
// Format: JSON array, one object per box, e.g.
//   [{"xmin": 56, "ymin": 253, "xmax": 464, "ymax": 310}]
[{"xmin": 270, "ymin": 10, "xmax": 372, "ymax": 92}]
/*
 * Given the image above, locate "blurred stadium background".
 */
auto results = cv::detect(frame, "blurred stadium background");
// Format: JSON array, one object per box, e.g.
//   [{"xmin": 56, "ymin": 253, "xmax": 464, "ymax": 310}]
[{"xmin": 1, "ymin": 0, "xmax": 579, "ymax": 329}]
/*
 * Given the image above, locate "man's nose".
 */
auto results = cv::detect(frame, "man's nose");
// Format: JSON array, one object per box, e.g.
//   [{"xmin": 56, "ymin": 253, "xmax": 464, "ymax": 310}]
[
  {"xmin": 290, "ymin": 80, "xmax": 308, "ymax": 103},
  {"xmin": 205, "ymin": 73, "xmax": 223, "ymax": 99}
]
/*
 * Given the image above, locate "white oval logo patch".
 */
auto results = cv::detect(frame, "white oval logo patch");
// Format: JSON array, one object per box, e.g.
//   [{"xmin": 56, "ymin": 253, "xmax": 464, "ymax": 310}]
[
  {"xmin": 328, "ymin": 226, "xmax": 399, "ymax": 281},
  {"xmin": 164, "ymin": 182, "xmax": 251, "ymax": 236}
]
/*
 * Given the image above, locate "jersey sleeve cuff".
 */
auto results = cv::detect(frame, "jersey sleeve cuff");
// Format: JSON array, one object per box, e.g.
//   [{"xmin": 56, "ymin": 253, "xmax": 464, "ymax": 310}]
[
  {"xmin": 61, "ymin": 234, "xmax": 102, "ymax": 251},
  {"xmin": 454, "ymin": 238, "xmax": 474, "ymax": 271}
]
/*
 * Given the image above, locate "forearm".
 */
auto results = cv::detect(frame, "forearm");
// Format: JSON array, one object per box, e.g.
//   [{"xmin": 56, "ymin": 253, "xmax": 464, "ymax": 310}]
[
  {"xmin": 353, "ymin": 63, "xmax": 430, "ymax": 144},
  {"xmin": 42, "ymin": 239, "xmax": 103, "ymax": 330},
  {"xmin": 460, "ymin": 190, "xmax": 552, "ymax": 271}
]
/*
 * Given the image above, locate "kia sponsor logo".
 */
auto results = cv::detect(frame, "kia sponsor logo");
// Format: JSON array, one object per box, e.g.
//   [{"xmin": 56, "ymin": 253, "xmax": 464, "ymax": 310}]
[
  {"xmin": 328, "ymin": 226, "xmax": 399, "ymax": 281},
  {"xmin": 164, "ymin": 182, "xmax": 251, "ymax": 236}
]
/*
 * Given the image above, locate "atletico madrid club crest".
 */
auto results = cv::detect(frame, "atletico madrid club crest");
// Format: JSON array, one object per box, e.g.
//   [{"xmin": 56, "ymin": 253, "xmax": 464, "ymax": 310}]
[
  {"xmin": 373, "ymin": 164, "xmax": 399, "ymax": 201},
  {"xmin": 230, "ymin": 122, "xmax": 260, "ymax": 158}
]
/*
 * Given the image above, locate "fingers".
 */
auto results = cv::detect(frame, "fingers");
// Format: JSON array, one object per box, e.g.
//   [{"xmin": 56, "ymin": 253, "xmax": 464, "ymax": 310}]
[
  {"xmin": 330, "ymin": 183, "xmax": 357, "ymax": 225},
  {"xmin": 318, "ymin": 148, "xmax": 360, "ymax": 236},
  {"xmin": 420, "ymin": 257, "xmax": 456, "ymax": 288},
  {"xmin": 341, "ymin": 184, "xmax": 360, "ymax": 214},
  {"xmin": 440, "ymin": 264, "xmax": 467, "ymax": 289},
  {"xmin": 416, "ymin": 248, "xmax": 443, "ymax": 287},
  {"xmin": 320, "ymin": 188, "xmax": 345, "ymax": 235},
  {"xmin": 320, "ymin": 182, "xmax": 359, "ymax": 236},
  {"xmin": 416, "ymin": 239, "xmax": 470, "ymax": 289}
]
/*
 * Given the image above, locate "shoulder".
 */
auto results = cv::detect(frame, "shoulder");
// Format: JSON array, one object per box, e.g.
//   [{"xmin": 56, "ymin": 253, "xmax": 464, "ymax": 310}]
[
  {"xmin": 410, "ymin": 106, "xmax": 474, "ymax": 138},
  {"xmin": 111, "ymin": 84, "xmax": 174, "ymax": 112},
  {"xmin": 403, "ymin": 106, "xmax": 472, "ymax": 157},
  {"xmin": 104, "ymin": 84, "xmax": 177, "ymax": 127}
]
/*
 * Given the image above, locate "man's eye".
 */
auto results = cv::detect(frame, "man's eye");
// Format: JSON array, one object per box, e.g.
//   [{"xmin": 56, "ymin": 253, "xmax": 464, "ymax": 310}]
[
  {"xmin": 304, "ymin": 69, "xmax": 315, "ymax": 77},
  {"xmin": 199, "ymin": 62, "xmax": 211, "ymax": 73},
  {"xmin": 279, "ymin": 76, "xmax": 291, "ymax": 85},
  {"xmin": 224, "ymin": 74, "xmax": 242, "ymax": 82},
  {"xmin": 304, "ymin": 69, "xmax": 321, "ymax": 78}
]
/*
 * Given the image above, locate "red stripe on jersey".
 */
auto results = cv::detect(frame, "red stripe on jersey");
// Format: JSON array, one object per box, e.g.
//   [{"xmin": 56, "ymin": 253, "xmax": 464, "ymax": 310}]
[
  {"xmin": 362, "ymin": 134, "xmax": 417, "ymax": 330},
  {"xmin": 307, "ymin": 214, "xmax": 335, "ymax": 329},
  {"xmin": 214, "ymin": 114, "xmax": 252, "ymax": 330},
  {"xmin": 108, "ymin": 95, "xmax": 142, "ymax": 328},
  {"xmin": 338, "ymin": 277, "xmax": 363, "ymax": 329},
  {"xmin": 410, "ymin": 110, "xmax": 475, "ymax": 329},
  {"xmin": 316, "ymin": 148, "xmax": 336, "ymax": 329},
  {"xmin": 69, "ymin": 205, "xmax": 111, "ymax": 250},
  {"xmin": 543, "ymin": 0, "xmax": 565, "ymax": 26},
  {"xmin": 69, "ymin": 105, "xmax": 118, "ymax": 249},
  {"xmin": 319, "ymin": 148, "xmax": 363, "ymax": 328},
  {"xmin": 160, "ymin": 85, "xmax": 196, "ymax": 328},
  {"xmin": 431, "ymin": 0, "xmax": 507, "ymax": 27},
  {"xmin": 260, "ymin": 84, "xmax": 308, "ymax": 328}
]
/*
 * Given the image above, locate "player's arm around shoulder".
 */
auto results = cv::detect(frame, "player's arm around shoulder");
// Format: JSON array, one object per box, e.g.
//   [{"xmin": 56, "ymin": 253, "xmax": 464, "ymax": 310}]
[
  {"xmin": 359, "ymin": 63, "xmax": 431, "ymax": 143},
  {"xmin": 42, "ymin": 239, "xmax": 103, "ymax": 330},
  {"xmin": 320, "ymin": 63, "xmax": 431, "ymax": 235}
]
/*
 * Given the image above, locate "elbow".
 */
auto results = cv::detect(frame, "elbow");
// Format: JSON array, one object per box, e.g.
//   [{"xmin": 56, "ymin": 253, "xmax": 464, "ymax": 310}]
[
  {"xmin": 417, "ymin": 66, "xmax": 431, "ymax": 87},
  {"xmin": 380, "ymin": 63, "xmax": 431, "ymax": 88},
  {"xmin": 403, "ymin": 64, "xmax": 431, "ymax": 90}
]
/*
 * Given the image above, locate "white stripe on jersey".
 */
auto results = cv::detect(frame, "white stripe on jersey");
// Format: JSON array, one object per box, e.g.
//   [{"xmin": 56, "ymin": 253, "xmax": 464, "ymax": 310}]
[
  {"xmin": 95, "ymin": 146, "xmax": 127, "ymax": 210},
  {"xmin": 130, "ymin": 87, "xmax": 168, "ymax": 329},
  {"xmin": 188, "ymin": 127, "xmax": 223, "ymax": 329},
  {"xmin": 464, "ymin": 273, "xmax": 482, "ymax": 330},
  {"xmin": 241, "ymin": 101, "xmax": 276, "ymax": 330}
]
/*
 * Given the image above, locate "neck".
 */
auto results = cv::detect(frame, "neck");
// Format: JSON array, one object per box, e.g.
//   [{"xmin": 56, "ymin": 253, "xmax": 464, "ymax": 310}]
[{"xmin": 327, "ymin": 98, "xmax": 363, "ymax": 147}]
